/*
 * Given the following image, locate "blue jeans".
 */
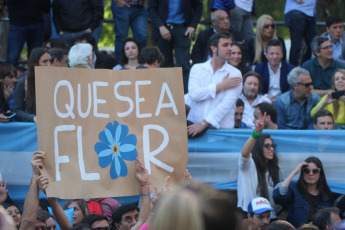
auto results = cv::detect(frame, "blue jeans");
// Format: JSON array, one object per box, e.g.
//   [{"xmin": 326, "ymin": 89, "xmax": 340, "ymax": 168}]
[
  {"xmin": 111, "ymin": 2, "xmax": 148, "ymax": 61},
  {"xmin": 7, "ymin": 23, "xmax": 45, "ymax": 66},
  {"xmin": 285, "ymin": 10, "xmax": 317, "ymax": 66}
]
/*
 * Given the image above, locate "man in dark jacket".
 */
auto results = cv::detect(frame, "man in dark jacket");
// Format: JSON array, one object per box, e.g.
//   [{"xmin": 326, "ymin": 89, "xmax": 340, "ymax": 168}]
[
  {"xmin": 52, "ymin": 0, "xmax": 103, "ymax": 49},
  {"xmin": 148, "ymin": 0, "xmax": 202, "ymax": 94},
  {"xmin": 255, "ymin": 39, "xmax": 294, "ymax": 103}
]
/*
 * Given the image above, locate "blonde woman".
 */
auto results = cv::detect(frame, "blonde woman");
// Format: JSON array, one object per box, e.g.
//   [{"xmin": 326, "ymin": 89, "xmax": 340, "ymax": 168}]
[{"xmin": 253, "ymin": 15, "xmax": 286, "ymax": 65}]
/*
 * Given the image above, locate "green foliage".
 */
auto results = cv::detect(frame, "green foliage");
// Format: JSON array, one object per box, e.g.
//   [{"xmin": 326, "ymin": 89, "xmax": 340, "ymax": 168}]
[{"xmin": 98, "ymin": 0, "xmax": 115, "ymax": 49}]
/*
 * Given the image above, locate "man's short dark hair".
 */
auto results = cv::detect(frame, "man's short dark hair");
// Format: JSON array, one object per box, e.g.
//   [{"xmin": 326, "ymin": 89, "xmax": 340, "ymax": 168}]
[
  {"xmin": 138, "ymin": 46, "xmax": 164, "ymax": 65},
  {"xmin": 268, "ymin": 220, "xmax": 296, "ymax": 230},
  {"xmin": 82, "ymin": 214, "xmax": 108, "ymax": 226},
  {"xmin": 37, "ymin": 209, "xmax": 51, "ymax": 222},
  {"xmin": 266, "ymin": 39, "xmax": 283, "ymax": 54},
  {"xmin": 112, "ymin": 204, "xmax": 139, "ymax": 226},
  {"xmin": 326, "ymin": 16, "xmax": 343, "ymax": 28},
  {"xmin": 76, "ymin": 32, "xmax": 96, "ymax": 48},
  {"xmin": 49, "ymin": 48, "xmax": 68, "ymax": 63},
  {"xmin": 208, "ymin": 32, "xmax": 232, "ymax": 57},
  {"xmin": 313, "ymin": 110, "xmax": 334, "ymax": 125},
  {"xmin": 255, "ymin": 102, "xmax": 277, "ymax": 123},
  {"xmin": 312, "ymin": 207, "xmax": 340, "ymax": 230},
  {"xmin": 236, "ymin": 98, "xmax": 244, "ymax": 107},
  {"xmin": 311, "ymin": 36, "xmax": 330, "ymax": 53}
]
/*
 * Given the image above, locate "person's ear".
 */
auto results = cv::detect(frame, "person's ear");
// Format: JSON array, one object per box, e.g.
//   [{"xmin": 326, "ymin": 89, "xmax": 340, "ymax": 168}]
[{"xmin": 211, "ymin": 45, "xmax": 217, "ymax": 54}]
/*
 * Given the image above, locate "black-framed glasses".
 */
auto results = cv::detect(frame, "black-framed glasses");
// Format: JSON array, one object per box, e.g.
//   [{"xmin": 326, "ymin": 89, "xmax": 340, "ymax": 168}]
[
  {"xmin": 263, "ymin": 143, "xmax": 277, "ymax": 150},
  {"xmin": 91, "ymin": 227, "xmax": 113, "ymax": 230},
  {"xmin": 320, "ymin": 45, "xmax": 333, "ymax": 50},
  {"xmin": 297, "ymin": 82, "xmax": 313, "ymax": 88},
  {"xmin": 264, "ymin": 23, "xmax": 275, "ymax": 29},
  {"xmin": 303, "ymin": 168, "xmax": 321, "ymax": 174}
]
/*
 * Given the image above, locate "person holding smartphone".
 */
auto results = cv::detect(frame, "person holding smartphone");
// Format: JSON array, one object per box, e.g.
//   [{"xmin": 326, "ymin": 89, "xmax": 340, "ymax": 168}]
[
  {"xmin": 0, "ymin": 63, "xmax": 17, "ymax": 122},
  {"xmin": 311, "ymin": 69, "xmax": 345, "ymax": 127}
]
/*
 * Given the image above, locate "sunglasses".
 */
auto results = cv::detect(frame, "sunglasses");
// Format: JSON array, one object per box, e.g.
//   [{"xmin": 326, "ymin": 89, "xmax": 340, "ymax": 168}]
[
  {"xmin": 264, "ymin": 23, "xmax": 275, "ymax": 29},
  {"xmin": 297, "ymin": 82, "xmax": 313, "ymax": 88},
  {"xmin": 303, "ymin": 168, "xmax": 321, "ymax": 174},
  {"xmin": 91, "ymin": 227, "xmax": 113, "ymax": 230},
  {"xmin": 263, "ymin": 143, "xmax": 277, "ymax": 150}
]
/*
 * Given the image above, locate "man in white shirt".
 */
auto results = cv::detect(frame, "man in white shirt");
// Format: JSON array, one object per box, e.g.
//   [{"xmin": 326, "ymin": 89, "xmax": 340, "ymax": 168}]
[
  {"xmin": 239, "ymin": 71, "xmax": 271, "ymax": 129},
  {"xmin": 187, "ymin": 32, "xmax": 242, "ymax": 137}
]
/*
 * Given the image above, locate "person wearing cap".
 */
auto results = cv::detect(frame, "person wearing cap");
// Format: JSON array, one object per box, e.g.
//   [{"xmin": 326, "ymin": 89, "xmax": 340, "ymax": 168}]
[{"xmin": 247, "ymin": 197, "xmax": 273, "ymax": 230}]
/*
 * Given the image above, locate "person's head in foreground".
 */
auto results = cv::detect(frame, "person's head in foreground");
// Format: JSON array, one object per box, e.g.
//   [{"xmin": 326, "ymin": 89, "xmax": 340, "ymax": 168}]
[
  {"xmin": 68, "ymin": 43, "xmax": 94, "ymax": 68},
  {"xmin": 150, "ymin": 182, "xmax": 239, "ymax": 230},
  {"xmin": 312, "ymin": 207, "xmax": 341, "ymax": 230},
  {"xmin": 313, "ymin": 110, "xmax": 334, "ymax": 130},
  {"xmin": 112, "ymin": 204, "xmax": 139, "ymax": 230},
  {"xmin": 267, "ymin": 220, "xmax": 296, "ymax": 230},
  {"xmin": 82, "ymin": 214, "xmax": 110, "ymax": 230},
  {"xmin": 247, "ymin": 197, "xmax": 272, "ymax": 230}
]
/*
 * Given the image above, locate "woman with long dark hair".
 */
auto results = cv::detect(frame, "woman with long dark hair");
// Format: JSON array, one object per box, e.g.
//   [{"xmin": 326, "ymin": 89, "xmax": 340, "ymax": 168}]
[
  {"xmin": 237, "ymin": 113, "xmax": 280, "ymax": 219},
  {"xmin": 13, "ymin": 47, "xmax": 51, "ymax": 122},
  {"xmin": 229, "ymin": 42, "xmax": 250, "ymax": 76},
  {"xmin": 273, "ymin": 157, "xmax": 333, "ymax": 228},
  {"xmin": 113, "ymin": 38, "xmax": 140, "ymax": 70}
]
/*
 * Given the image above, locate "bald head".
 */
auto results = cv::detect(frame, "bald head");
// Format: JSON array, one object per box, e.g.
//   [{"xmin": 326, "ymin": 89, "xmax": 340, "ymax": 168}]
[{"xmin": 211, "ymin": 10, "xmax": 230, "ymax": 32}]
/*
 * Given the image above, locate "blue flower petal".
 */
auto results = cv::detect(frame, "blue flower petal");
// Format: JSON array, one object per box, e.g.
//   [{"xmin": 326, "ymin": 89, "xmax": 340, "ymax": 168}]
[
  {"xmin": 94, "ymin": 142, "xmax": 109, "ymax": 154},
  {"xmin": 120, "ymin": 134, "xmax": 137, "ymax": 146},
  {"xmin": 119, "ymin": 144, "xmax": 136, "ymax": 152},
  {"xmin": 98, "ymin": 130, "xmax": 110, "ymax": 145},
  {"xmin": 120, "ymin": 149, "xmax": 137, "ymax": 161},
  {"xmin": 118, "ymin": 157, "xmax": 128, "ymax": 177},
  {"xmin": 118, "ymin": 125, "xmax": 129, "ymax": 144},
  {"xmin": 114, "ymin": 156, "xmax": 121, "ymax": 176},
  {"xmin": 110, "ymin": 160, "xmax": 119, "ymax": 180},
  {"xmin": 98, "ymin": 152, "xmax": 113, "ymax": 168},
  {"xmin": 98, "ymin": 149, "xmax": 113, "ymax": 158},
  {"xmin": 115, "ymin": 123, "xmax": 122, "ymax": 144},
  {"xmin": 104, "ymin": 128, "xmax": 114, "ymax": 146}
]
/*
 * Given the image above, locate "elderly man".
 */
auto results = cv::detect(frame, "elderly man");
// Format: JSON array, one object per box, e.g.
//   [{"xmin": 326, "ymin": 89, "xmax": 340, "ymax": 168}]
[
  {"xmin": 322, "ymin": 16, "xmax": 345, "ymax": 62},
  {"xmin": 275, "ymin": 67, "xmax": 320, "ymax": 129},
  {"xmin": 191, "ymin": 10, "xmax": 230, "ymax": 64},
  {"xmin": 239, "ymin": 71, "xmax": 271, "ymax": 129},
  {"xmin": 313, "ymin": 110, "xmax": 334, "ymax": 130},
  {"xmin": 302, "ymin": 36, "xmax": 345, "ymax": 97},
  {"xmin": 255, "ymin": 39, "xmax": 294, "ymax": 103},
  {"xmin": 187, "ymin": 32, "xmax": 242, "ymax": 137}
]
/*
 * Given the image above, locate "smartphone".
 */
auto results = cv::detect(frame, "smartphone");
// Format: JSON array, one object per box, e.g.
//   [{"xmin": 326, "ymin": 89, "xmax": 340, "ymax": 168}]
[
  {"xmin": 331, "ymin": 90, "xmax": 345, "ymax": 99},
  {"xmin": 3, "ymin": 112, "xmax": 16, "ymax": 119}
]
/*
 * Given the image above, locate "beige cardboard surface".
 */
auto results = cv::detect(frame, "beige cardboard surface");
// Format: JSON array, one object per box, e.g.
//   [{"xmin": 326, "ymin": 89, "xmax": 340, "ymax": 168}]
[{"xmin": 35, "ymin": 66, "xmax": 188, "ymax": 199}]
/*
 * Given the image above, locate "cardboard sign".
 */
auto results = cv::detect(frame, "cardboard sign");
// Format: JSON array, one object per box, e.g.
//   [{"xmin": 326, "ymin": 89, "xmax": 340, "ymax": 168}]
[{"xmin": 35, "ymin": 67, "xmax": 188, "ymax": 199}]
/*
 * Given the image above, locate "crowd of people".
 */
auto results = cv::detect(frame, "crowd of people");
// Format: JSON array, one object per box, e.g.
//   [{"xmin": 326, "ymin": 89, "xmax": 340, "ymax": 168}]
[{"xmin": 1, "ymin": 0, "xmax": 345, "ymax": 229}]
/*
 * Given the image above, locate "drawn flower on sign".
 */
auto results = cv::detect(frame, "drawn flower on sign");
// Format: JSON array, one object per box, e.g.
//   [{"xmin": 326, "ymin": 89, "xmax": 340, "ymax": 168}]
[{"xmin": 94, "ymin": 121, "xmax": 138, "ymax": 180}]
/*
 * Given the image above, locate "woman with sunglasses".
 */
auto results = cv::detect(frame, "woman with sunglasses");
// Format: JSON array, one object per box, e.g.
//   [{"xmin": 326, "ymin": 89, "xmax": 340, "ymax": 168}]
[
  {"xmin": 273, "ymin": 157, "xmax": 333, "ymax": 228},
  {"xmin": 237, "ymin": 113, "xmax": 280, "ymax": 219},
  {"xmin": 253, "ymin": 15, "xmax": 286, "ymax": 65},
  {"xmin": 311, "ymin": 69, "xmax": 345, "ymax": 126}
]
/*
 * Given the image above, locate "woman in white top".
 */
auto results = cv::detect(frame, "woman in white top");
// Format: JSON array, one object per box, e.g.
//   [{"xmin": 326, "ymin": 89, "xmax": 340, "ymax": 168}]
[
  {"xmin": 113, "ymin": 38, "xmax": 140, "ymax": 70},
  {"xmin": 237, "ymin": 112, "xmax": 280, "ymax": 219}
]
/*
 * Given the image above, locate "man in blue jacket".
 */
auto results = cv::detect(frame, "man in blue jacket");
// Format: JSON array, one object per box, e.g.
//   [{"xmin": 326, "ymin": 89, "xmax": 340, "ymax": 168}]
[{"xmin": 255, "ymin": 39, "xmax": 294, "ymax": 103}]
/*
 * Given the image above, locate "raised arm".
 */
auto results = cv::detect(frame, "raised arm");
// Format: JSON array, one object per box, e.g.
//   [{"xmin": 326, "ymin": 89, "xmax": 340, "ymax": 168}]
[
  {"xmin": 241, "ymin": 112, "xmax": 265, "ymax": 159},
  {"xmin": 280, "ymin": 162, "xmax": 308, "ymax": 188},
  {"xmin": 19, "ymin": 151, "xmax": 45, "ymax": 230},
  {"xmin": 38, "ymin": 176, "xmax": 73, "ymax": 230},
  {"xmin": 132, "ymin": 157, "xmax": 150, "ymax": 230},
  {"xmin": 310, "ymin": 93, "xmax": 334, "ymax": 117}
]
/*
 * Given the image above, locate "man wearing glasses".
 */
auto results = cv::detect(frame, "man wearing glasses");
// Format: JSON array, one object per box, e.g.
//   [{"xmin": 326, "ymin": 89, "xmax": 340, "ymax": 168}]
[
  {"xmin": 302, "ymin": 36, "xmax": 345, "ymax": 97},
  {"xmin": 275, "ymin": 67, "xmax": 320, "ymax": 129}
]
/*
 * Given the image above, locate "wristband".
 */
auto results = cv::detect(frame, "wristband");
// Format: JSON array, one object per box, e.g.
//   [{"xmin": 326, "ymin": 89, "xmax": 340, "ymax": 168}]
[
  {"xmin": 141, "ymin": 193, "xmax": 150, "ymax": 196},
  {"xmin": 251, "ymin": 129, "xmax": 262, "ymax": 139}
]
